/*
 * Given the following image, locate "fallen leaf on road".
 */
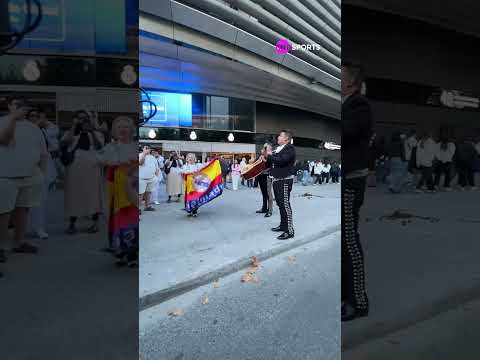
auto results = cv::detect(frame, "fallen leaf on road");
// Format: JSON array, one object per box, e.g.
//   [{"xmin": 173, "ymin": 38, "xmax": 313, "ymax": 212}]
[
  {"xmin": 287, "ymin": 255, "xmax": 296, "ymax": 263},
  {"xmin": 241, "ymin": 272, "xmax": 258, "ymax": 283},
  {"xmin": 202, "ymin": 296, "xmax": 209, "ymax": 305},
  {"xmin": 213, "ymin": 280, "xmax": 220, "ymax": 288},
  {"xmin": 250, "ymin": 256, "xmax": 259, "ymax": 268},
  {"xmin": 167, "ymin": 309, "xmax": 184, "ymax": 317}
]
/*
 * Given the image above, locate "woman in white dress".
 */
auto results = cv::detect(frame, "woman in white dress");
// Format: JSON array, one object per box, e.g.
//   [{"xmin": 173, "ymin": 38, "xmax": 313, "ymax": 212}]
[
  {"xmin": 164, "ymin": 151, "xmax": 183, "ymax": 203},
  {"xmin": 231, "ymin": 159, "xmax": 241, "ymax": 190},
  {"xmin": 61, "ymin": 111, "xmax": 104, "ymax": 234}
]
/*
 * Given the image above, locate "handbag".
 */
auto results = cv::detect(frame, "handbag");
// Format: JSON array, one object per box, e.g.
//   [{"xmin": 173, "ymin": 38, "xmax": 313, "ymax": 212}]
[{"xmin": 60, "ymin": 145, "xmax": 77, "ymax": 167}]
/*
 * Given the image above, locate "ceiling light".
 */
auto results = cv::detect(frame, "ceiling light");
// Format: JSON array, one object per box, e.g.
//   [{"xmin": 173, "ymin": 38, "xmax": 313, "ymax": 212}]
[{"xmin": 148, "ymin": 129, "xmax": 156, "ymax": 139}]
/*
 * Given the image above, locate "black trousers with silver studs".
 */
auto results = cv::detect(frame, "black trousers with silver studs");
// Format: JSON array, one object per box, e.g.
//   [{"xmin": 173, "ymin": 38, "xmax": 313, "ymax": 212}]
[
  {"xmin": 272, "ymin": 178, "xmax": 294, "ymax": 235},
  {"xmin": 342, "ymin": 176, "xmax": 369, "ymax": 311}
]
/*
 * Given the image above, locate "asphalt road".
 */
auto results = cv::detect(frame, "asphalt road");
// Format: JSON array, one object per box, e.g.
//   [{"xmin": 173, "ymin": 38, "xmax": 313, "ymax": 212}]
[
  {"xmin": 140, "ymin": 232, "xmax": 341, "ymax": 360},
  {"xmin": 343, "ymin": 297, "xmax": 480, "ymax": 360}
]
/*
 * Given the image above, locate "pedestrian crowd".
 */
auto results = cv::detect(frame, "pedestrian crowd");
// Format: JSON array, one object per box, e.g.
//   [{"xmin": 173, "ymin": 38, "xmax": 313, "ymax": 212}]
[
  {"xmin": 139, "ymin": 148, "xmax": 342, "ymax": 213},
  {"xmin": 371, "ymin": 129, "xmax": 480, "ymax": 194},
  {"xmin": 0, "ymin": 95, "xmax": 139, "ymax": 278}
]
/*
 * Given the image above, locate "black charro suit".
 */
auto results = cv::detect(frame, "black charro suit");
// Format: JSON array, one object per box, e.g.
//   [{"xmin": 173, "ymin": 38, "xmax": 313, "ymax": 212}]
[
  {"xmin": 342, "ymin": 91, "xmax": 373, "ymax": 314},
  {"xmin": 267, "ymin": 144, "xmax": 296, "ymax": 236}
]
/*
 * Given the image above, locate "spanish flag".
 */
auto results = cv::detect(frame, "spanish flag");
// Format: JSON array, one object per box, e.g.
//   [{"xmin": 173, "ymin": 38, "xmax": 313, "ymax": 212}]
[
  {"xmin": 184, "ymin": 159, "xmax": 224, "ymax": 213},
  {"xmin": 106, "ymin": 164, "xmax": 139, "ymax": 257}
]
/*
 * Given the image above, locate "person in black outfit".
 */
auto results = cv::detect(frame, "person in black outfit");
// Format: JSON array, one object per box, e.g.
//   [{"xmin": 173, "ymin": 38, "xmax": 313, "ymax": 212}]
[
  {"xmin": 256, "ymin": 143, "xmax": 274, "ymax": 217},
  {"xmin": 264, "ymin": 130, "xmax": 296, "ymax": 240},
  {"xmin": 330, "ymin": 161, "xmax": 340, "ymax": 183},
  {"xmin": 455, "ymin": 137, "xmax": 477, "ymax": 189},
  {"xmin": 341, "ymin": 62, "xmax": 373, "ymax": 321}
]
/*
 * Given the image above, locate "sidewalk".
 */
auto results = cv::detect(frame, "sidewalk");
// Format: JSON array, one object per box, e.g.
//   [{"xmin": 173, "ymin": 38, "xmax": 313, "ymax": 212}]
[
  {"xmin": 140, "ymin": 181, "xmax": 341, "ymax": 308},
  {"xmin": 0, "ymin": 190, "xmax": 137, "ymax": 360},
  {"xmin": 342, "ymin": 183, "xmax": 480, "ymax": 349}
]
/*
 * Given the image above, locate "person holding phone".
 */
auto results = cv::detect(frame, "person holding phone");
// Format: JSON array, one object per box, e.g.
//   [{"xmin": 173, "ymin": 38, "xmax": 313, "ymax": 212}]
[
  {"xmin": 164, "ymin": 151, "xmax": 183, "ymax": 203},
  {"xmin": 61, "ymin": 110, "xmax": 105, "ymax": 235},
  {"xmin": 0, "ymin": 96, "xmax": 48, "ymax": 270}
]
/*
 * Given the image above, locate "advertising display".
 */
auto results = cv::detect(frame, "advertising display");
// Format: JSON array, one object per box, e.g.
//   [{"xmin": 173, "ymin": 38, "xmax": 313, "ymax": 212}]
[
  {"xmin": 9, "ymin": 0, "xmax": 128, "ymax": 54},
  {"xmin": 142, "ymin": 90, "xmax": 193, "ymax": 127}
]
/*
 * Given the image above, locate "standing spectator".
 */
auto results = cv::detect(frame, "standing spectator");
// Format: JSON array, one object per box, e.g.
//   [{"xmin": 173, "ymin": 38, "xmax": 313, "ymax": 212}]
[
  {"xmin": 99, "ymin": 116, "xmax": 138, "ymax": 266},
  {"xmin": 455, "ymin": 137, "xmax": 477, "ymax": 190},
  {"xmin": 240, "ymin": 157, "xmax": 247, "ymax": 186},
  {"xmin": 330, "ymin": 161, "xmax": 340, "ymax": 183},
  {"xmin": 322, "ymin": 160, "xmax": 331, "ymax": 184},
  {"xmin": 231, "ymin": 158, "xmax": 241, "ymax": 191},
  {"xmin": 313, "ymin": 160, "xmax": 323, "ymax": 185},
  {"xmin": 0, "ymin": 96, "xmax": 48, "ymax": 265},
  {"xmin": 219, "ymin": 155, "xmax": 230, "ymax": 189},
  {"xmin": 434, "ymin": 135, "xmax": 455, "ymax": 190},
  {"xmin": 164, "ymin": 152, "xmax": 183, "ymax": 202},
  {"xmin": 387, "ymin": 132, "xmax": 406, "ymax": 193},
  {"xmin": 157, "ymin": 151, "xmax": 165, "ymax": 184},
  {"xmin": 149, "ymin": 149, "xmax": 163, "ymax": 205},
  {"xmin": 415, "ymin": 132, "xmax": 437, "ymax": 193},
  {"xmin": 61, "ymin": 110, "xmax": 104, "ymax": 234},
  {"xmin": 301, "ymin": 161, "xmax": 310, "ymax": 185},
  {"xmin": 138, "ymin": 145, "xmax": 159, "ymax": 211},
  {"xmin": 405, "ymin": 129, "xmax": 418, "ymax": 183},
  {"xmin": 26, "ymin": 109, "xmax": 51, "ymax": 239}
]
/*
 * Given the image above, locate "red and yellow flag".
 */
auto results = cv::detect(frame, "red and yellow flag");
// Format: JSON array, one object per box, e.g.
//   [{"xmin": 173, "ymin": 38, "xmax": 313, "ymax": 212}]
[
  {"xmin": 106, "ymin": 164, "xmax": 139, "ymax": 255},
  {"xmin": 184, "ymin": 159, "xmax": 224, "ymax": 213}
]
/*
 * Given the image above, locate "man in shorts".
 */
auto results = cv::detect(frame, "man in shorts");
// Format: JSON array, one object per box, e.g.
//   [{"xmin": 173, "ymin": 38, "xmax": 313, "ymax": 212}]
[
  {"xmin": 0, "ymin": 96, "xmax": 48, "ymax": 275},
  {"xmin": 138, "ymin": 145, "xmax": 159, "ymax": 212}
]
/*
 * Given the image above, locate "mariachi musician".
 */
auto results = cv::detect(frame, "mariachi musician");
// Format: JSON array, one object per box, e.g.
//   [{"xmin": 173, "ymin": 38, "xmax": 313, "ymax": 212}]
[
  {"xmin": 256, "ymin": 143, "xmax": 274, "ymax": 217},
  {"xmin": 263, "ymin": 130, "xmax": 296, "ymax": 240}
]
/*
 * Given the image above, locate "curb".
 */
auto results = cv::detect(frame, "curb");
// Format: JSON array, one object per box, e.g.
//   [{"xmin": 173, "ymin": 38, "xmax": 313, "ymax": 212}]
[{"xmin": 139, "ymin": 224, "xmax": 341, "ymax": 311}]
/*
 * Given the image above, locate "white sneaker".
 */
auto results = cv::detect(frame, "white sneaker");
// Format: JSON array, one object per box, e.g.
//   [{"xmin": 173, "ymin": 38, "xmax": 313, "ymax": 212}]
[
  {"xmin": 154, "ymin": 201, "xmax": 161, "ymax": 205},
  {"xmin": 36, "ymin": 230, "xmax": 49, "ymax": 239}
]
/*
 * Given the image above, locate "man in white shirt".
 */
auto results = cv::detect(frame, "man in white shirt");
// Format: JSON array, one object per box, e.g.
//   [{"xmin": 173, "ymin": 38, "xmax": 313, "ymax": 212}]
[
  {"xmin": 313, "ymin": 160, "xmax": 323, "ymax": 185},
  {"xmin": 139, "ymin": 145, "xmax": 159, "ymax": 211},
  {"xmin": 149, "ymin": 149, "xmax": 163, "ymax": 205},
  {"xmin": 0, "ymin": 96, "xmax": 48, "ymax": 264}
]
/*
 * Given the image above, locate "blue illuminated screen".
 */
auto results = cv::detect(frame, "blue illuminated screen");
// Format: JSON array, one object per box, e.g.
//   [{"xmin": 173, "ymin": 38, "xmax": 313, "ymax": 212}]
[
  {"xmin": 143, "ymin": 91, "xmax": 193, "ymax": 127},
  {"xmin": 9, "ymin": 0, "xmax": 131, "ymax": 54}
]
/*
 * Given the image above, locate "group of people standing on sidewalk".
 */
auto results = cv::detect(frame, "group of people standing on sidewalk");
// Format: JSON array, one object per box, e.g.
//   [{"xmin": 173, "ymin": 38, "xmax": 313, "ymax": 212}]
[
  {"xmin": 299, "ymin": 159, "xmax": 341, "ymax": 185},
  {"xmin": 373, "ymin": 129, "xmax": 479, "ymax": 194},
  {"xmin": 0, "ymin": 95, "xmax": 140, "ymax": 278}
]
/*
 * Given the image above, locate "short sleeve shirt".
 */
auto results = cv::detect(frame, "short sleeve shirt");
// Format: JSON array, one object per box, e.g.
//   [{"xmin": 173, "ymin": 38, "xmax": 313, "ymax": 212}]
[{"xmin": 0, "ymin": 116, "xmax": 47, "ymax": 178}]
